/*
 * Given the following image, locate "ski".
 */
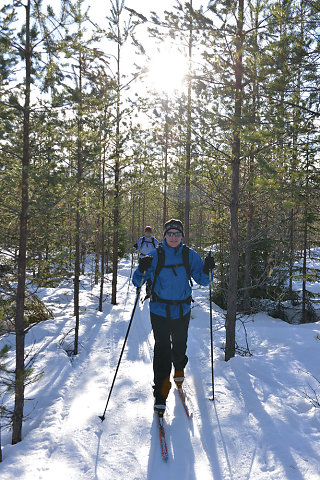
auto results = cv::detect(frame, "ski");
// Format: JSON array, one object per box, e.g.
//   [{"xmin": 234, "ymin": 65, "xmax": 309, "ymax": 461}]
[
  {"xmin": 176, "ymin": 385, "xmax": 191, "ymax": 418},
  {"xmin": 156, "ymin": 412, "xmax": 168, "ymax": 461}
]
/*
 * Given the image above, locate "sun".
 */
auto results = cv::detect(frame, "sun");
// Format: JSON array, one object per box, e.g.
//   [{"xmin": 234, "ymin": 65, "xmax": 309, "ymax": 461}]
[{"xmin": 146, "ymin": 47, "xmax": 189, "ymax": 95}]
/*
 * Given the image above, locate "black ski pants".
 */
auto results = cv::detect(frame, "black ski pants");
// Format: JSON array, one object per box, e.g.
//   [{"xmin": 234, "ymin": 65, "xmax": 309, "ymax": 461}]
[{"xmin": 150, "ymin": 310, "xmax": 190, "ymax": 397}]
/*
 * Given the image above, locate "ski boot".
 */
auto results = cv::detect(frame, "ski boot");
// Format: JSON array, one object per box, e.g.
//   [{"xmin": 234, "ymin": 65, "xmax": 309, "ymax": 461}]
[
  {"xmin": 154, "ymin": 394, "xmax": 166, "ymax": 415},
  {"xmin": 173, "ymin": 369, "xmax": 184, "ymax": 387}
]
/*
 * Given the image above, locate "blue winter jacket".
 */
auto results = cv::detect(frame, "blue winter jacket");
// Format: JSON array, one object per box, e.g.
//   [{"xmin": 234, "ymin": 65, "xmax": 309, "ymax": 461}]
[
  {"xmin": 135, "ymin": 235, "xmax": 159, "ymax": 257},
  {"xmin": 132, "ymin": 239, "xmax": 210, "ymax": 319}
]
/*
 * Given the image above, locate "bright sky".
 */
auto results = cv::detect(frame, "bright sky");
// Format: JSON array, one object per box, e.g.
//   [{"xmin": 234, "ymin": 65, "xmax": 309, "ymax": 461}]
[
  {"xmin": 86, "ymin": 0, "xmax": 205, "ymax": 96},
  {"xmin": 146, "ymin": 48, "xmax": 189, "ymax": 94},
  {"xmin": 125, "ymin": 0, "xmax": 204, "ymax": 15},
  {"xmin": 126, "ymin": 0, "xmax": 204, "ymax": 94}
]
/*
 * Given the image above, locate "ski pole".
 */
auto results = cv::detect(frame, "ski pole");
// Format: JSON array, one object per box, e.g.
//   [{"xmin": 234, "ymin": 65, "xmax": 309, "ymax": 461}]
[
  {"xmin": 208, "ymin": 251, "xmax": 214, "ymax": 401},
  {"xmin": 126, "ymin": 250, "xmax": 135, "ymax": 297},
  {"xmin": 129, "ymin": 251, "xmax": 134, "ymax": 283},
  {"xmin": 99, "ymin": 271, "xmax": 146, "ymax": 422}
]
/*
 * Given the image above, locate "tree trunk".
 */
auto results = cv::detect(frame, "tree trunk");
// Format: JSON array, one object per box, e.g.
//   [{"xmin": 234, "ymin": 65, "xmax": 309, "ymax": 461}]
[
  {"xmin": 111, "ymin": 159, "xmax": 120, "ymax": 305},
  {"xmin": 74, "ymin": 52, "xmax": 83, "ymax": 355},
  {"xmin": 225, "ymin": 158, "xmax": 240, "ymax": 361},
  {"xmin": 301, "ymin": 144, "xmax": 310, "ymax": 324},
  {"xmin": 99, "ymin": 146, "xmax": 106, "ymax": 312},
  {"xmin": 142, "ymin": 193, "xmax": 146, "ymax": 230},
  {"xmin": 111, "ymin": 28, "xmax": 121, "ymax": 305},
  {"xmin": 288, "ymin": 208, "xmax": 294, "ymax": 295},
  {"xmin": 131, "ymin": 192, "xmax": 135, "ymax": 245},
  {"xmin": 95, "ymin": 217, "xmax": 100, "ymax": 285},
  {"xmin": 225, "ymin": 0, "xmax": 244, "ymax": 362},
  {"xmin": 74, "ymin": 210, "xmax": 81, "ymax": 354},
  {"xmin": 243, "ymin": 154, "xmax": 254, "ymax": 313},
  {"xmin": 184, "ymin": 0, "xmax": 193, "ymax": 245},
  {"xmin": 12, "ymin": 0, "xmax": 31, "ymax": 445},
  {"xmin": 243, "ymin": 6, "xmax": 259, "ymax": 313},
  {"xmin": 162, "ymin": 99, "xmax": 169, "ymax": 226},
  {"xmin": 301, "ymin": 211, "xmax": 308, "ymax": 323}
]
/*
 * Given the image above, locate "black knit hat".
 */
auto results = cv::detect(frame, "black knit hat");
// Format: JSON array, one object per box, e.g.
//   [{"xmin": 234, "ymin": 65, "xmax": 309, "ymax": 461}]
[{"xmin": 163, "ymin": 219, "xmax": 184, "ymax": 237}]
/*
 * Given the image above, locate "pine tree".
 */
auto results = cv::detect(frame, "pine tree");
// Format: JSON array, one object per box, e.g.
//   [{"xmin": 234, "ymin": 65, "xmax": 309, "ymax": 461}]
[{"xmin": 0, "ymin": 0, "xmax": 69, "ymax": 444}]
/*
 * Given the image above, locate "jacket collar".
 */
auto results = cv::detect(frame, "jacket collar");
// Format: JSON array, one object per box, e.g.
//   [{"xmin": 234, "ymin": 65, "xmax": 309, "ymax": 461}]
[{"xmin": 163, "ymin": 238, "xmax": 183, "ymax": 254}]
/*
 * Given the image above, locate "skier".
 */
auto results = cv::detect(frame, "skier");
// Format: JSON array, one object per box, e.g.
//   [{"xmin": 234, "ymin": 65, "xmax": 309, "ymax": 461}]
[
  {"xmin": 134, "ymin": 226, "xmax": 159, "ymax": 299},
  {"xmin": 134, "ymin": 225, "xmax": 159, "ymax": 257},
  {"xmin": 132, "ymin": 219, "xmax": 215, "ymax": 414}
]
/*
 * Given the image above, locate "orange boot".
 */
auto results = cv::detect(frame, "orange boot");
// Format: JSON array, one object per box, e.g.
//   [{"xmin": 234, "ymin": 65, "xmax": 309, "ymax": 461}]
[
  {"xmin": 154, "ymin": 377, "xmax": 171, "ymax": 414},
  {"xmin": 173, "ymin": 369, "xmax": 184, "ymax": 387}
]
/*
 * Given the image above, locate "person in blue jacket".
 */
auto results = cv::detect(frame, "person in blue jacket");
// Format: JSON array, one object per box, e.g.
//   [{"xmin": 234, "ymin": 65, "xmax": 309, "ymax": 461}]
[{"xmin": 132, "ymin": 219, "xmax": 215, "ymax": 414}]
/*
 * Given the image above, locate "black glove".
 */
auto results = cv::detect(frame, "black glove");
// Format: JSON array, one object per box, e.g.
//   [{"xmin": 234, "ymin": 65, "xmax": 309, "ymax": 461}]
[
  {"xmin": 133, "ymin": 243, "xmax": 138, "ymax": 249},
  {"xmin": 139, "ymin": 255, "xmax": 153, "ymax": 273},
  {"xmin": 203, "ymin": 254, "xmax": 215, "ymax": 274}
]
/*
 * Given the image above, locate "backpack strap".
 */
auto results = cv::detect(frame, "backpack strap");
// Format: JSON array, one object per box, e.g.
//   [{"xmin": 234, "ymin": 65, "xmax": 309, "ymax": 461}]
[
  {"xmin": 141, "ymin": 236, "xmax": 156, "ymax": 248},
  {"xmin": 150, "ymin": 243, "xmax": 164, "ymax": 298},
  {"xmin": 182, "ymin": 245, "xmax": 193, "ymax": 287},
  {"xmin": 151, "ymin": 244, "xmax": 193, "ymax": 299},
  {"xmin": 151, "ymin": 292, "xmax": 192, "ymax": 305},
  {"xmin": 162, "ymin": 263, "xmax": 184, "ymax": 276}
]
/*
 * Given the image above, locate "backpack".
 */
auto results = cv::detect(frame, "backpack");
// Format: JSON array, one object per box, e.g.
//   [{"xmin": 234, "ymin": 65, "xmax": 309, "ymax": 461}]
[
  {"xmin": 150, "ymin": 243, "xmax": 193, "ymax": 301},
  {"xmin": 141, "ymin": 236, "xmax": 156, "ymax": 248}
]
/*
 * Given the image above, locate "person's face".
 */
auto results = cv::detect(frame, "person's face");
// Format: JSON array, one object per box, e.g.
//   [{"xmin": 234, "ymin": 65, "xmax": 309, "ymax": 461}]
[
  {"xmin": 145, "ymin": 230, "xmax": 151, "ymax": 237},
  {"xmin": 165, "ymin": 229, "xmax": 183, "ymax": 248}
]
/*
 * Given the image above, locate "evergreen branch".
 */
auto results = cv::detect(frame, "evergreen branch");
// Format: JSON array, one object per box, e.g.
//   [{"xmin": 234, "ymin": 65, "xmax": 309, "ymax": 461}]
[
  {"xmin": 283, "ymin": 101, "xmax": 320, "ymax": 117},
  {"xmin": 0, "ymin": 32, "xmax": 25, "ymax": 55},
  {"xmin": 124, "ymin": 7, "xmax": 148, "ymax": 23},
  {"xmin": 119, "ymin": 67, "xmax": 148, "ymax": 92},
  {"xmin": 193, "ymin": 167, "xmax": 231, "ymax": 205},
  {"xmin": 191, "ymin": 126, "xmax": 232, "ymax": 160},
  {"xmin": 0, "ymin": 203, "xmax": 20, "ymax": 216},
  {"xmin": 243, "ymin": 14, "xmax": 275, "ymax": 36},
  {"xmin": 28, "ymin": 181, "xmax": 79, "ymax": 215},
  {"xmin": 32, "ymin": 22, "xmax": 63, "ymax": 51},
  {"xmin": 0, "ymin": 99, "xmax": 24, "ymax": 112},
  {"xmin": 0, "ymin": 146, "xmax": 23, "ymax": 161}
]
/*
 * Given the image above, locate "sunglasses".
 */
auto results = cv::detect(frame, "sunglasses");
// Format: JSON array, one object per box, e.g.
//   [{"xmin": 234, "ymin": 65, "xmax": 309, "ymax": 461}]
[{"xmin": 166, "ymin": 231, "xmax": 182, "ymax": 237}]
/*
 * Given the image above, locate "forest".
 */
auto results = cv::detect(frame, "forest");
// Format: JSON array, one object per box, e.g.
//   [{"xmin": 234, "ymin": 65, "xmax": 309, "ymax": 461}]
[{"xmin": 0, "ymin": 0, "xmax": 319, "ymax": 447}]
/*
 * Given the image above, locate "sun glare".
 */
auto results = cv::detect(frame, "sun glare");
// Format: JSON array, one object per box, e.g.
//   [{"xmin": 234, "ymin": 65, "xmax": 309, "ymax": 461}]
[{"xmin": 147, "ymin": 48, "xmax": 189, "ymax": 95}]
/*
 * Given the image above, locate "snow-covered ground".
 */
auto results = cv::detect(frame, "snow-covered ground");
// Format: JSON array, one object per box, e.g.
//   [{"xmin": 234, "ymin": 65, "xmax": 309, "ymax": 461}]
[
  {"xmin": 292, "ymin": 248, "xmax": 320, "ymax": 303},
  {"xmin": 0, "ymin": 255, "xmax": 320, "ymax": 479}
]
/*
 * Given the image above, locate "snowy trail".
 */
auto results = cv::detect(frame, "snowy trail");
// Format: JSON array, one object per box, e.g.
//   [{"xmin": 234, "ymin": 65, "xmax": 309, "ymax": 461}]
[{"xmin": 1, "ymin": 257, "xmax": 320, "ymax": 479}]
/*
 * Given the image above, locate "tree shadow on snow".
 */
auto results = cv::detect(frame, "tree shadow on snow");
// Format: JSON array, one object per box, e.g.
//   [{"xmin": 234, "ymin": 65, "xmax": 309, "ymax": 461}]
[
  {"xmin": 190, "ymin": 358, "xmax": 231, "ymax": 480},
  {"xmin": 124, "ymin": 300, "xmax": 154, "ymax": 365},
  {"xmin": 234, "ymin": 364, "xmax": 314, "ymax": 480}
]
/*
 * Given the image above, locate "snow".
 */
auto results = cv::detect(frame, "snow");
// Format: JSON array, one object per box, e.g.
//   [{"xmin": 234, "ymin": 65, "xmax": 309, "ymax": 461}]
[
  {"xmin": 291, "ymin": 249, "xmax": 320, "ymax": 307},
  {"xmin": 1, "ymin": 256, "xmax": 320, "ymax": 479}
]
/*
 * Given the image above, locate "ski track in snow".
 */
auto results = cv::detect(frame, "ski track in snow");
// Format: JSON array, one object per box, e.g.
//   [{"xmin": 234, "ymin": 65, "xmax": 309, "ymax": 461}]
[{"xmin": 1, "ymin": 256, "xmax": 320, "ymax": 479}]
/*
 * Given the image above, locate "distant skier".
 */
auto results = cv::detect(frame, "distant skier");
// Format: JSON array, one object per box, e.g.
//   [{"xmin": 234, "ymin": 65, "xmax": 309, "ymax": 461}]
[
  {"xmin": 134, "ymin": 225, "xmax": 159, "ymax": 257},
  {"xmin": 134, "ymin": 226, "xmax": 159, "ymax": 298},
  {"xmin": 132, "ymin": 219, "xmax": 215, "ymax": 414}
]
